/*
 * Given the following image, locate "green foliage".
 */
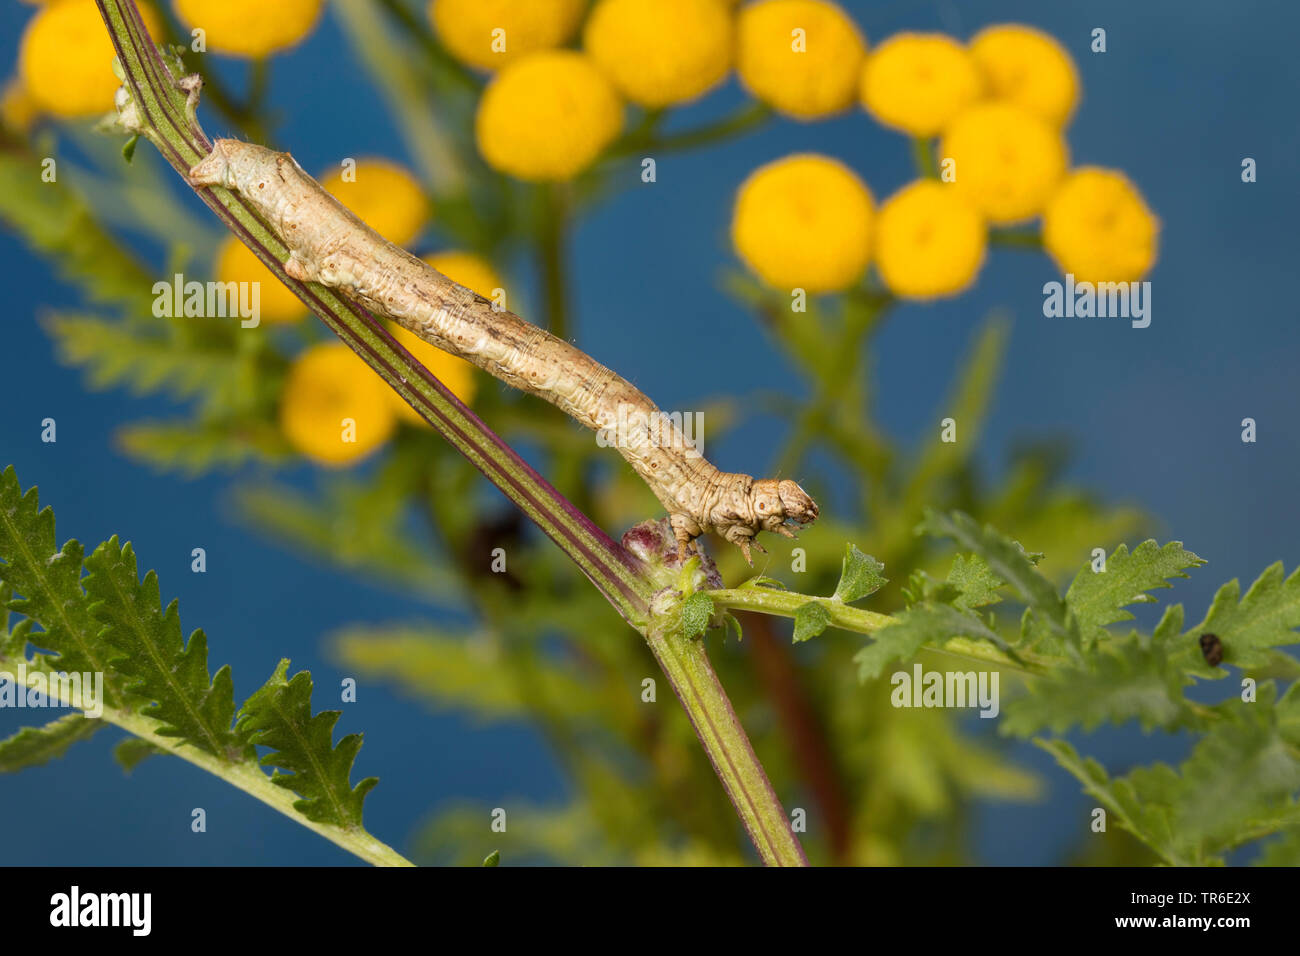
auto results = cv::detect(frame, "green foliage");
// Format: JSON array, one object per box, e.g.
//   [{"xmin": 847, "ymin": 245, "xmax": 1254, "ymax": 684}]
[
  {"xmin": 1186, "ymin": 562, "xmax": 1300, "ymax": 670},
  {"xmin": 679, "ymin": 592, "xmax": 715, "ymax": 640},
  {"xmin": 1066, "ymin": 541, "xmax": 1204, "ymax": 646},
  {"xmin": 237, "ymin": 660, "xmax": 377, "ymax": 829},
  {"xmin": 6, "ymin": 5, "xmax": 1276, "ymax": 868},
  {"xmin": 836, "ymin": 507, "xmax": 1300, "ymax": 864},
  {"xmin": 0, "ymin": 715, "xmax": 103, "ymax": 772},
  {"xmin": 792, "ymin": 601, "xmax": 831, "ymax": 644},
  {"xmin": 833, "ymin": 545, "xmax": 887, "ymax": 604},
  {"xmin": 0, "ymin": 466, "xmax": 382, "ymax": 839}
]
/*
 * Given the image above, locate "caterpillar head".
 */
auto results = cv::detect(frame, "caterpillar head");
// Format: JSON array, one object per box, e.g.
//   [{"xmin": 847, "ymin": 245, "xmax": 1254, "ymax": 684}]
[{"xmin": 750, "ymin": 479, "xmax": 819, "ymax": 535}]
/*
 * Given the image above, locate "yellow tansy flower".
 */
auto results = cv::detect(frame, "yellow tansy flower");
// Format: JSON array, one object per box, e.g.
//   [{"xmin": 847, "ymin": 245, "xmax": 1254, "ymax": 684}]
[
  {"xmin": 1043, "ymin": 167, "xmax": 1159, "ymax": 283},
  {"xmin": 969, "ymin": 24, "xmax": 1079, "ymax": 127},
  {"xmin": 737, "ymin": 0, "xmax": 866, "ymax": 120},
  {"xmin": 584, "ymin": 0, "xmax": 733, "ymax": 108},
  {"xmin": 430, "ymin": 0, "xmax": 585, "ymax": 71},
  {"xmin": 386, "ymin": 250, "xmax": 497, "ymax": 424},
  {"xmin": 476, "ymin": 51, "xmax": 624, "ymax": 182},
  {"xmin": 1, "ymin": 78, "xmax": 40, "ymax": 134},
  {"xmin": 939, "ymin": 102, "xmax": 1068, "ymax": 224},
  {"xmin": 173, "ymin": 0, "xmax": 324, "ymax": 59},
  {"xmin": 317, "ymin": 160, "xmax": 429, "ymax": 248},
  {"xmin": 860, "ymin": 33, "xmax": 983, "ymax": 137},
  {"xmin": 281, "ymin": 343, "xmax": 397, "ymax": 466},
  {"xmin": 874, "ymin": 181, "xmax": 986, "ymax": 299},
  {"xmin": 731, "ymin": 153, "xmax": 874, "ymax": 293},
  {"xmin": 214, "ymin": 237, "xmax": 306, "ymax": 324},
  {"xmin": 19, "ymin": 0, "xmax": 163, "ymax": 119}
]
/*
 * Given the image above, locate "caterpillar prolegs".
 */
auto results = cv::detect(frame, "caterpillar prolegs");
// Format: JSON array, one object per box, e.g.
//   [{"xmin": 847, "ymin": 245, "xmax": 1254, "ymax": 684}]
[{"xmin": 189, "ymin": 139, "xmax": 818, "ymax": 562}]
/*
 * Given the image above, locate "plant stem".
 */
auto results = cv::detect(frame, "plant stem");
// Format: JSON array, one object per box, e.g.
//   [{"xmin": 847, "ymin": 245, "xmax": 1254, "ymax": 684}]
[
  {"xmin": 96, "ymin": 0, "xmax": 805, "ymax": 866},
  {"xmin": 912, "ymin": 137, "xmax": 939, "ymax": 179},
  {"xmin": 644, "ymin": 624, "xmax": 808, "ymax": 866},
  {"xmin": 612, "ymin": 101, "xmax": 772, "ymax": 157},
  {"xmin": 539, "ymin": 183, "xmax": 570, "ymax": 342},
  {"xmin": 371, "ymin": 0, "xmax": 484, "ymax": 93},
  {"xmin": 989, "ymin": 228, "xmax": 1044, "ymax": 250},
  {"xmin": 709, "ymin": 587, "xmax": 896, "ymax": 635}
]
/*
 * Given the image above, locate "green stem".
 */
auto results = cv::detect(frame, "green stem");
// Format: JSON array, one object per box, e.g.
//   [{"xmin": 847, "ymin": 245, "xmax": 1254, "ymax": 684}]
[
  {"xmin": 708, "ymin": 587, "xmax": 896, "ymax": 635},
  {"xmin": 0, "ymin": 653, "xmax": 413, "ymax": 867},
  {"xmin": 371, "ymin": 0, "xmax": 484, "ymax": 93},
  {"xmin": 539, "ymin": 183, "xmax": 570, "ymax": 341},
  {"xmin": 612, "ymin": 102, "xmax": 772, "ymax": 157},
  {"xmin": 96, "ymin": 0, "xmax": 804, "ymax": 867},
  {"xmin": 645, "ymin": 624, "xmax": 807, "ymax": 866},
  {"xmin": 989, "ymin": 228, "xmax": 1044, "ymax": 250},
  {"xmin": 912, "ymin": 137, "xmax": 939, "ymax": 179}
]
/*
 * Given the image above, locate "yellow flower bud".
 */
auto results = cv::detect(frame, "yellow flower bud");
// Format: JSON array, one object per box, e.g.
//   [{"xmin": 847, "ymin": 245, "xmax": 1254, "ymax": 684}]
[
  {"xmin": 874, "ymin": 181, "xmax": 986, "ymax": 299},
  {"xmin": 969, "ymin": 24, "xmax": 1079, "ymax": 127},
  {"xmin": 939, "ymin": 102, "xmax": 1068, "ymax": 225},
  {"xmin": 1043, "ymin": 167, "xmax": 1159, "ymax": 283},
  {"xmin": 281, "ymin": 343, "xmax": 397, "ymax": 466},
  {"xmin": 173, "ymin": 0, "xmax": 324, "ymax": 59},
  {"xmin": 430, "ymin": 0, "xmax": 585, "ymax": 71},
  {"xmin": 860, "ymin": 32, "xmax": 983, "ymax": 137},
  {"xmin": 737, "ymin": 0, "xmax": 866, "ymax": 120},
  {"xmin": 214, "ymin": 237, "xmax": 306, "ymax": 324},
  {"xmin": 584, "ymin": 0, "xmax": 733, "ymax": 108},
  {"xmin": 19, "ymin": 0, "xmax": 163, "ymax": 119},
  {"xmin": 732, "ymin": 153, "xmax": 874, "ymax": 294},
  {"xmin": 475, "ymin": 51, "xmax": 623, "ymax": 182},
  {"xmin": 317, "ymin": 159, "xmax": 430, "ymax": 249}
]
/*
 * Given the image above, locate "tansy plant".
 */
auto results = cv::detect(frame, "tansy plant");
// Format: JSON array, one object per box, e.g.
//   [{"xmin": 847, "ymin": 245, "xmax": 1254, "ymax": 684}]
[{"xmin": 0, "ymin": 0, "xmax": 1293, "ymax": 868}]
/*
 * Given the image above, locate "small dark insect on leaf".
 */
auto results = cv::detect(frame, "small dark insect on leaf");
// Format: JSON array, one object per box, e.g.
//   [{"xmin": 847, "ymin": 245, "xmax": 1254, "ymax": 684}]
[{"xmin": 1199, "ymin": 632, "xmax": 1224, "ymax": 667}]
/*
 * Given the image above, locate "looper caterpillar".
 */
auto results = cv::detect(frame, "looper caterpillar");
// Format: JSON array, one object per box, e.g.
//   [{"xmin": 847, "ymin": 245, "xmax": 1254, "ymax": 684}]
[{"xmin": 189, "ymin": 139, "xmax": 818, "ymax": 561}]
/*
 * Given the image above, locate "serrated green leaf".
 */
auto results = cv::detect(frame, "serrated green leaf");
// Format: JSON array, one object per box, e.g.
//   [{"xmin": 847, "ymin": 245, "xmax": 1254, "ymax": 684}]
[
  {"xmin": 832, "ymin": 545, "xmax": 887, "ymax": 604},
  {"xmin": 1172, "ymin": 695, "xmax": 1300, "ymax": 849},
  {"xmin": 0, "ymin": 714, "xmax": 103, "ymax": 772},
  {"xmin": 1035, "ymin": 739, "xmax": 1199, "ymax": 866},
  {"xmin": 119, "ymin": 419, "xmax": 293, "ymax": 475},
  {"xmin": 1186, "ymin": 562, "xmax": 1300, "ymax": 669},
  {"xmin": 236, "ymin": 659, "xmax": 377, "ymax": 828},
  {"xmin": 1003, "ymin": 633, "xmax": 1194, "ymax": 737},
  {"xmin": 919, "ymin": 510, "xmax": 1067, "ymax": 628},
  {"xmin": 333, "ymin": 626, "xmax": 601, "ymax": 721},
  {"xmin": 83, "ymin": 536, "xmax": 245, "ymax": 759},
  {"xmin": 679, "ymin": 592, "xmax": 714, "ymax": 639},
  {"xmin": 1065, "ymin": 540, "xmax": 1204, "ymax": 645},
  {"xmin": 482, "ymin": 850, "xmax": 500, "ymax": 867},
  {"xmin": 0, "ymin": 467, "xmax": 125, "ymax": 709},
  {"xmin": 792, "ymin": 601, "xmax": 831, "ymax": 643},
  {"xmin": 947, "ymin": 554, "xmax": 1004, "ymax": 610},
  {"xmin": 114, "ymin": 737, "xmax": 161, "ymax": 773},
  {"xmin": 0, "ymin": 148, "xmax": 155, "ymax": 309},
  {"xmin": 855, "ymin": 604, "xmax": 1005, "ymax": 680},
  {"xmin": 235, "ymin": 477, "xmax": 461, "ymax": 601},
  {"xmin": 45, "ymin": 312, "xmax": 270, "ymax": 417}
]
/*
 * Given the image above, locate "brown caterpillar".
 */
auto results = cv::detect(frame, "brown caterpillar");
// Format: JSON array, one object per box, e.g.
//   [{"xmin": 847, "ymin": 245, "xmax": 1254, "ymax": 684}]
[{"xmin": 189, "ymin": 139, "xmax": 818, "ymax": 562}]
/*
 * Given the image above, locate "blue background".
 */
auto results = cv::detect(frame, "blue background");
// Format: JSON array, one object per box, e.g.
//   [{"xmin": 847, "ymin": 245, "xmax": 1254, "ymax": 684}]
[{"xmin": 1, "ymin": 0, "xmax": 1297, "ymax": 865}]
